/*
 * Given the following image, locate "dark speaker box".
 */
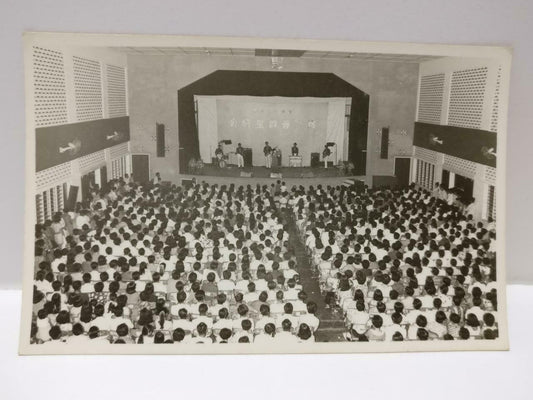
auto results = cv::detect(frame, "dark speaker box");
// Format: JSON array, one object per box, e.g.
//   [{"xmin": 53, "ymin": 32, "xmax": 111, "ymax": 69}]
[
  {"xmin": 243, "ymin": 148, "xmax": 253, "ymax": 167},
  {"xmin": 156, "ymin": 123, "xmax": 165, "ymax": 157},
  {"xmin": 311, "ymin": 152, "xmax": 320, "ymax": 168},
  {"xmin": 181, "ymin": 179, "xmax": 194, "ymax": 189},
  {"xmin": 380, "ymin": 127, "xmax": 389, "ymax": 159}
]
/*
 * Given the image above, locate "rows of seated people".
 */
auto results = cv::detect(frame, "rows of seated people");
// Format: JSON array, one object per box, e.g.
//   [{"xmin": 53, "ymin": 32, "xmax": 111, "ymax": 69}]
[
  {"xmin": 295, "ymin": 183, "xmax": 498, "ymax": 342},
  {"xmin": 32, "ymin": 178, "xmax": 319, "ymax": 344}
]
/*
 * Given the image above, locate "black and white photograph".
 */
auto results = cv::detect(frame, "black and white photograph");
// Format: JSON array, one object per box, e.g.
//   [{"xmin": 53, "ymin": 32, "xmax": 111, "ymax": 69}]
[{"xmin": 19, "ymin": 32, "xmax": 510, "ymax": 355}]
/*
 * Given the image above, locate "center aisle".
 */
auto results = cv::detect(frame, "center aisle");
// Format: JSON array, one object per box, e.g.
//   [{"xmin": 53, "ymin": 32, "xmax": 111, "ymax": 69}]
[{"xmin": 283, "ymin": 211, "xmax": 346, "ymax": 342}]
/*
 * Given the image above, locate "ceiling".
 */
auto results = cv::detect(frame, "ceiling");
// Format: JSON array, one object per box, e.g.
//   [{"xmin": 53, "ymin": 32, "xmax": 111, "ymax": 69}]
[{"xmin": 109, "ymin": 47, "xmax": 442, "ymax": 63}]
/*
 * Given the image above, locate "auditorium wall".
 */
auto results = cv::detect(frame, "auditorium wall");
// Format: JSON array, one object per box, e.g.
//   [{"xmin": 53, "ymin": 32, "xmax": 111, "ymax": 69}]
[
  {"xmin": 127, "ymin": 54, "xmax": 419, "ymax": 180},
  {"xmin": 27, "ymin": 42, "xmax": 130, "ymax": 222},
  {"xmin": 413, "ymin": 57, "xmax": 504, "ymax": 221}
]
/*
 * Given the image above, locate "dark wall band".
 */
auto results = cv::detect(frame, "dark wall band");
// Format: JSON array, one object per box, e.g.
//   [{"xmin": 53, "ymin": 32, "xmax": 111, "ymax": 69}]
[
  {"xmin": 413, "ymin": 122, "xmax": 497, "ymax": 168},
  {"xmin": 36, "ymin": 116, "xmax": 130, "ymax": 172}
]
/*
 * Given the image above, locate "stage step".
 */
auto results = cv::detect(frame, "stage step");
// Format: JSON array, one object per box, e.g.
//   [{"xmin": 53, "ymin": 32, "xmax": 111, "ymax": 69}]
[
  {"xmin": 342, "ymin": 178, "xmax": 365, "ymax": 188},
  {"xmin": 342, "ymin": 178, "xmax": 357, "ymax": 187}
]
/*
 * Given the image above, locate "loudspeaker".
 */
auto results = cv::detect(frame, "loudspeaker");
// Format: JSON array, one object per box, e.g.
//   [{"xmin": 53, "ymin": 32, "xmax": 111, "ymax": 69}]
[
  {"xmin": 243, "ymin": 148, "xmax": 253, "ymax": 167},
  {"xmin": 311, "ymin": 152, "xmax": 320, "ymax": 168},
  {"xmin": 156, "ymin": 123, "xmax": 165, "ymax": 157},
  {"xmin": 270, "ymin": 173, "xmax": 283, "ymax": 179},
  {"xmin": 380, "ymin": 127, "xmax": 389, "ymax": 159},
  {"xmin": 181, "ymin": 179, "xmax": 194, "ymax": 189},
  {"xmin": 66, "ymin": 185, "xmax": 79, "ymax": 211},
  {"xmin": 240, "ymin": 171, "xmax": 253, "ymax": 178}
]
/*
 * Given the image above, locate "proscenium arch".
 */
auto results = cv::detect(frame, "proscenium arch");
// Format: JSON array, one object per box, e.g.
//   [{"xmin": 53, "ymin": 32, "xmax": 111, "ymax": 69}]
[{"xmin": 177, "ymin": 70, "xmax": 369, "ymax": 174}]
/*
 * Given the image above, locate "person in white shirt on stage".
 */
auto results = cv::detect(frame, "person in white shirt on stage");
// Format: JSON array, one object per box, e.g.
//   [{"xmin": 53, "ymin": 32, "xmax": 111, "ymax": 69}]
[
  {"xmin": 152, "ymin": 172, "xmax": 162, "ymax": 185},
  {"xmin": 322, "ymin": 144, "xmax": 332, "ymax": 168},
  {"xmin": 236, "ymin": 143, "xmax": 245, "ymax": 168},
  {"xmin": 264, "ymin": 141, "xmax": 273, "ymax": 169}
]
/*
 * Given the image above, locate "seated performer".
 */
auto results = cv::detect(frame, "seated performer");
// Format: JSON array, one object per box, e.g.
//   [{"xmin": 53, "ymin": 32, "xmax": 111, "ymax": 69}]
[
  {"xmin": 236, "ymin": 143, "xmax": 244, "ymax": 168},
  {"xmin": 322, "ymin": 144, "xmax": 332, "ymax": 169},
  {"xmin": 264, "ymin": 141, "xmax": 273, "ymax": 169},
  {"xmin": 291, "ymin": 143, "xmax": 299, "ymax": 156}
]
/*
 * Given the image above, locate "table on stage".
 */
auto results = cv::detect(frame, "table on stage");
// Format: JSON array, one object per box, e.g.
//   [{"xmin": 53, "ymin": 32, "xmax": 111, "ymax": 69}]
[{"xmin": 289, "ymin": 156, "xmax": 303, "ymax": 167}]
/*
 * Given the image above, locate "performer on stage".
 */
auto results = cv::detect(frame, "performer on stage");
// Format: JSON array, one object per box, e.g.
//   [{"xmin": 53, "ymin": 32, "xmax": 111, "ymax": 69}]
[
  {"xmin": 215, "ymin": 144, "xmax": 224, "ymax": 168},
  {"xmin": 322, "ymin": 144, "xmax": 332, "ymax": 169},
  {"xmin": 236, "ymin": 143, "xmax": 244, "ymax": 168},
  {"xmin": 264, "ymin": 141, "xmax": 273, "ymax": 169},
  {"xmin": 291, "ymin": 142, "xmax": 299, "ymax": 156}
]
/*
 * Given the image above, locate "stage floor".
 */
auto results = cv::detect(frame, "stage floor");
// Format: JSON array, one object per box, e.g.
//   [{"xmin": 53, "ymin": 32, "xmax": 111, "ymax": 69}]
[{"xmin": 192, "ymin": 164, "xmax": 353, "ymax": 179}]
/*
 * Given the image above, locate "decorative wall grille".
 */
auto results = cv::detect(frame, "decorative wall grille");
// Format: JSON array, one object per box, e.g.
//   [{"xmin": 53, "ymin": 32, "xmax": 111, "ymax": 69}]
[
  {"xmin": 109, "ymin": 142, "xmax": 129, "ymax": 160},
  {"xmin": 489, "ymin": 66, "xmax": 502, "ymax": 133},
  {"xmin": 36, "ymin": 162, "xmax": 71, "ymax": 192},
  {"xmin": 78, "ymin": 150, "xmax": 106, "ymax": 174},
  {"xmin": 484, "ymin": 166, "xmax": 497, "ymax": 186},
  {"xmin": 418, "ymin": 73, "xmax": 445, "ymax": 124},
  {"xmin": 448, "ymin": 67, "xmax": 488, "ymax": 129},
  {"xmin": 33, "ymin": 46, "xmax": 68, "ymax": 127},
  {"xmin": 73, "ymin": 56, "xmax": 103, "ymax": 121},
  {"xmin": 443, "ymin": 154, "xmax": 477, "ymax": 178},
  {"xmin": 413, "ymin": 146, "xmax": 439, "ymax": 164},
  {"xmin": 106, "ymin": 64, "xmax": 128, "ymax": 117}
]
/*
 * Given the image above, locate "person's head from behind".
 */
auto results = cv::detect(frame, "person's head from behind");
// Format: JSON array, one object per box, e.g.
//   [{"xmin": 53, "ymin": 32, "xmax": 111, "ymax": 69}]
[
  {"xmin": 264, "ymin": 323, "xmax": 276, "ymax": 337},
  {"xmin": 298, "ymin": 323, "xmax": 312, "ymax": 340},
  {"xmin": 219, "ymin": 328, "xmax": 232, "ymax": 342},
  {"xmin": 372, "ymin": 315, "xmax": 383, "ymax": 329},
  {"xmin": 154, "ymin": 331, "xmax": 165, "ymax": 343},
  {"xmin": 417, "ymin": 328, "xmax": 429, "ymax": 341},
  {"xmin": 197, "ymin": 322, "xmax": 208, "ymax": 337},
  {"xmin": 459, "ymin": 327, "xmax": 470, "ymax": 340},
  {"xmin": 173, "ymin": 328, "xmax": 185, "ymax": 343},
  {"xmin": 49, "ymin": 325, "xmax": 62, "ymax": 341},
  {"xmin": 281, "ymin": 319, "xmax": 292, "ymax": 332},
  {"xmin": 72, "ymin": 323, "xmax": 84, "ymax": 337},
  {"xmin": 116, "ymin": 323, "xmax": 129, "ymax": 338},
  {"xmin": 392, "ymin": 332, "xmax": 404, "ymax": 341}
]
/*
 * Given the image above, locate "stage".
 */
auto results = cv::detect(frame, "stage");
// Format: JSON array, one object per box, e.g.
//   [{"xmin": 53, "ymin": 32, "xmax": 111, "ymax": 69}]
[
  {"xmin": 176, "ymin": 164, "xmax": 370, "ymax": 188},
  {"xmin": 191, "ymin": 164, "xmax": 353, "ymax": 179}
]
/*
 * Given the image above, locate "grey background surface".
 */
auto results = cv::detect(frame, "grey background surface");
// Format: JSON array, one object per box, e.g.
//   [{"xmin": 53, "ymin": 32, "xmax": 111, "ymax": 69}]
[{"xmin": 1, "ymin": 0, "xmax": 531, "ymax": 288}]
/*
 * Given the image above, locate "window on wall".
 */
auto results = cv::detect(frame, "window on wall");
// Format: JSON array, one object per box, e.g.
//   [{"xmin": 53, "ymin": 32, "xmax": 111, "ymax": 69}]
[
  {"xmin": 111, "ymin": 155, "xmax": 129, "ymax": 179},
  {"xmin": 36, "ymin": 184, "xmax": 66, "ymax": 224},
  {"xmin": 416, "ymin": 159, "xmax": 435, "ymax": 190}
]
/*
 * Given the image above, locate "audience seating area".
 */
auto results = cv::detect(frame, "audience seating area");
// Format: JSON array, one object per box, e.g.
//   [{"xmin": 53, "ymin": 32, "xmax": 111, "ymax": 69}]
[
  {"xmin": 31, "ymin": 175, "xmax": 498, "ymax": 345},
  {"xmin": 296, "ymin": 184, "xmax": 499, "ymax": 341},
  {"xmin": 32, "ymin": 177, "xmax": 319, "ymax": 345}
]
